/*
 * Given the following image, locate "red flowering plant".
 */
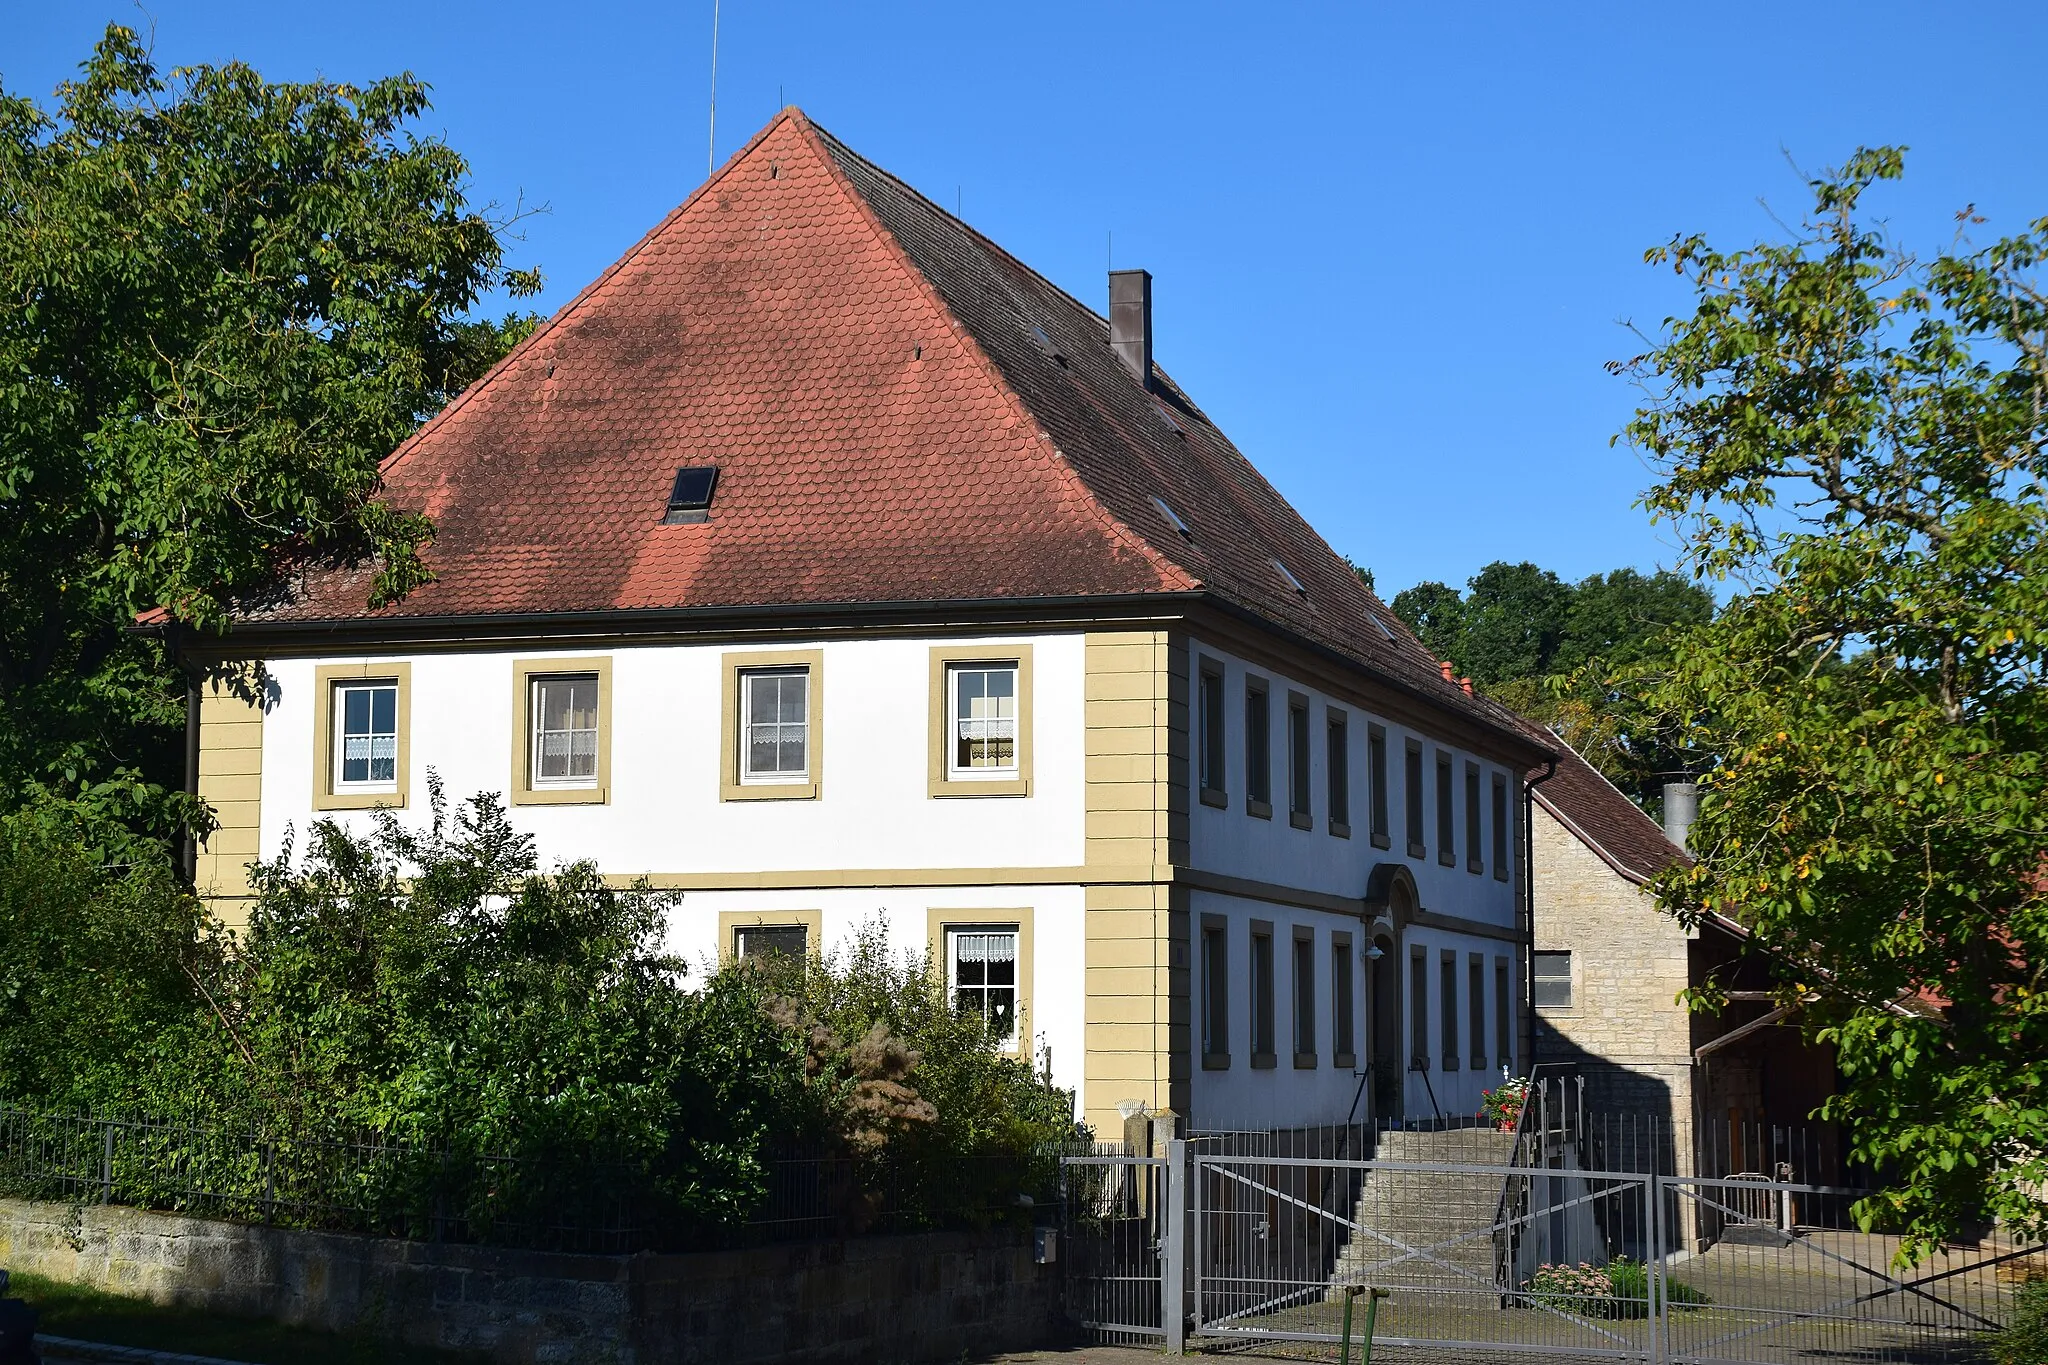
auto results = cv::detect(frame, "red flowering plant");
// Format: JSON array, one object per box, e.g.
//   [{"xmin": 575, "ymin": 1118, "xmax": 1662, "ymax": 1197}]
[{"xmin": 1479, "ymin": 1076, "xmax": 1528, "ymax": 1132}]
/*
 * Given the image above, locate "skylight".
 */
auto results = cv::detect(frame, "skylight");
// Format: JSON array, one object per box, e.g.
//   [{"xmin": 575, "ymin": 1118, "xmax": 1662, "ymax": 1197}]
[
  {"xmin": 1373, "ymin": 613, "xmax": 1397, "ymax": 641},
  {"xmin": 1150, "ymin": 496, "xmax": 1192, "ymax": 541},
  {"xmin": 1272, "ymin": 559, "xmax": 1307, "ymax": 596},
  {"xmin": 662, "ymin": 466, "xmax": 720, "ymax": 524},
  {"xmin": 1030, "ymin": 325, "xmax": 1067, "ymax": 367}
]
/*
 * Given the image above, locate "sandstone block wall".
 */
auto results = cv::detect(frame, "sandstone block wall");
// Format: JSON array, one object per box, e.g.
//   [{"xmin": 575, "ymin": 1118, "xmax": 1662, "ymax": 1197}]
[
  {"xmin": 0, "ymin": 1198, "xmax": 1064, "ymax": 1364},
  {"xmin": 1530, "ymin": 805, "xmax": 1697, "ymax": 1175}
]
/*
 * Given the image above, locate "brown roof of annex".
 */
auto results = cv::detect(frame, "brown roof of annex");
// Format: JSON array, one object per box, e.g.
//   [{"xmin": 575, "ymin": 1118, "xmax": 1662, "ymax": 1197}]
[
  {"xmin": 236, "ymin": 108, "xmax": 1535, "ymax": 745},
  {"xmin": 1529, "ymin": 730, "xmax": 1689, "ymax": 886}
]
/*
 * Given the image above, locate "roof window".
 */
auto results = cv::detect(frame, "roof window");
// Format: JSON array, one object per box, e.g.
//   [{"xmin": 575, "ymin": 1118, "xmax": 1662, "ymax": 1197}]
[
  {"xmin": 1373, "ymin": 613, "xmax": 1398, "ymax": 642},
  {"xmin": 1150, "ymin": 496, "xmax": 1192, "ymax": 541},
  {"xmin": 662, "ymin": 466, "xmax": 720, "ymax": 524},
  {"xmin": 1272, "ymin": 558, "xmax": 1307, "ymax": 596},
  {"xmin": 1030, "ymin": 325, "xmax": 1067, "ymax": 367}
]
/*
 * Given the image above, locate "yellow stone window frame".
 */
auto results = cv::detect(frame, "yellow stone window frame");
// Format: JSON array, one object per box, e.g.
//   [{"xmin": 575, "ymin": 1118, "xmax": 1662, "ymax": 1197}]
[
  {"xmin": 510, "ymin": 656, "xmax": 613, "ymax": 806},
  {"xmin": 311, "ymin": 662, "xmax": 412, "ymax": 811},
  {"xmin": 928, "ymin": 643, "xmax": 1033, "ymax": 798}
]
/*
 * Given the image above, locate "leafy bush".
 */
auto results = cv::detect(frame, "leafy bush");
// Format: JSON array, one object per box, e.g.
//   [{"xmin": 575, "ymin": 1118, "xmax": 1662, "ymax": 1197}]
[
  {"xmin": 1605, "ymin": 1257, "xmax": 1711, "ymax": 1315},
  {"xmin": 1998, "ymin": 1277, "xmax": 2048, "ymax": 1365},
  {"xmin": 0, "ymin": 780, "xmax": 1078, "ymax": 1244},
  {"xmin": 1525, "ymin": 1258, "xmax": 1710, "ymax": 1319}
]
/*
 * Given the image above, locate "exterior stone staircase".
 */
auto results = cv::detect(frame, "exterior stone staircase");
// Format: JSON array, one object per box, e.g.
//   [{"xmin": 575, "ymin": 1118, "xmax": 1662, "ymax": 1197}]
[{"xmin": 1329, "ymin": 1127, "xmax": 1520, "ymax": 1302}]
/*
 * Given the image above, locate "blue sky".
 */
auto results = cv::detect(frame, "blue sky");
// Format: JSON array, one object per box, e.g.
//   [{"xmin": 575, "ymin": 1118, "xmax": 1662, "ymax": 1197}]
[{"xmin": 13, "ymin": 2, "xmax": 2048, "ymax": 597}]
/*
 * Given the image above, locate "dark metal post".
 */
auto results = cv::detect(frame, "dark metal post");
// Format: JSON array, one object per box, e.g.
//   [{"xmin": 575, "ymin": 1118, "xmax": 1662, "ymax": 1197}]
[{"xmin": 100, "ymin": 1123, "xmax": 114, "ymax": 1204}]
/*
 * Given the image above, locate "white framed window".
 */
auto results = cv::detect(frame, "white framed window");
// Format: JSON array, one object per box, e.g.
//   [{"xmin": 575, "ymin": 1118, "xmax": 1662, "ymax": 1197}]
[
  {"xmin": 741, "ymin": 666, "xmax": 810, "ymax": 783},
  {"xmin": 530, "ymin": 673, "xmax": 601, "ymax": 787},
  {"xmin": 948, "ymin": 926, "xmax": 1019, "ymax": 1043},
  {"xmin": 947, "ymin": 661, "xmax": 1019, "ymax": 777},
  {"xmin": 333, "ymin": 682, "xmax": 399, "ymax": 791}
]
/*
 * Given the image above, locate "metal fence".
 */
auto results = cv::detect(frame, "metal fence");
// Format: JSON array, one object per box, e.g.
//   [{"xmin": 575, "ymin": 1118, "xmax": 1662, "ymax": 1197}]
[
  {"xmin": 1059, "ymin": 1109, "xmax": 2043, "ymax": 1363},
  {"xmin": 0, "ymin": 1102, "xmax": 1059, "ymax": 1255}
]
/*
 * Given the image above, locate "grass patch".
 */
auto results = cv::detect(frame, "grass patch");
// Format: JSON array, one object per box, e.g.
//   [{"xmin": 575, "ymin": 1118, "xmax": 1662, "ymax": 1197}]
[{"xmin": 9, "ymin": 1271, "xmax": 485, "ymax": 1365}]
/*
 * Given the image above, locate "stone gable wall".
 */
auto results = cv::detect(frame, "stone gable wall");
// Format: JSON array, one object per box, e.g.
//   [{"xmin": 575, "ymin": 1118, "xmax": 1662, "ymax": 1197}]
[{"xmin": 1531, "ymin": 804, "xmax": 1697, "ymax": 1174}]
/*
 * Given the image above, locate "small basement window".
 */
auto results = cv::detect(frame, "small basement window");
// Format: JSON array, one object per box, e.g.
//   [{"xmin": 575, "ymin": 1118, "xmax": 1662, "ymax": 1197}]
[{"xmin": 663, "ymin": 466, "xmax": 720, "ymax": 524}]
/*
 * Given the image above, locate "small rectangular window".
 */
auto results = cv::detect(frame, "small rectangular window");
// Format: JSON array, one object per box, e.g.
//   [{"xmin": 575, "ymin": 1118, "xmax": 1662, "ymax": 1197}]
[
  {"xmin": 1287, "ymin": 693, "xmax": 1312, "ymax": 829},
  {"xmin": 1199, "ymin": 662, "xmax": 1227, "ymax": 802},
  {"xmin": 1404, "ymin": 739, "xmax": 1426, "ymax": 858},
  {"xmin": 1245, "ymin": 680, "xmax": 1272, "ymax": 814},
  {"xmin": 1469, "ymin": 954, "xmax": 1487, "ymax": 1070},
  {"xmin": 1441, "ymin": 950, "xmax": 1460, "ymax": 1071},
  {"xmin": 1533, "ymin": 950, "xmax": 1573, "ymax": 1009},
  {"xmin": 1492, "ymin": 773, "xmax": 1511, "ymax": 881},
  {"xmin": 530, "ymin": 673, "xmax": 601, "ymax": 787},
  {"xmin": 1292, "ymin": 926, "xmax": 1316, "ymax": 1065},
  {"xmin": 1495, "ymin": 958, "xmax": 1513, "ymax": 1074},
  {"xmin": 948, "ymin": 661, "xmax": 1019, "ymax": 775},
  {"xmin": 949, "ymin": 927, "xmax": 1019, "ymax": 1044},
  {"xmin": 741, "ymin": 667, "xmax": 810, "ymax": 782},
  {"xmin": 736, "ymin": 924, "xmax": 808, "ymax": 962},
  {"xmin": 1408, "ymin": 947, "xmax": 1429, "ymax": 1070},
  {"xmin": 1436, "ymin": 750, "xmax": 1457, "ymax": 866},
  {"xmin": 1466, "ymin": 762, "xmax": 1484, "ymax": 874},
  {"xmin": 1201, "ymin": 916, "xmax": 1230, "ymax": 1065},
  {"xmin": 1332, "ymin": 933, "xmax": 1356, "ymax": 1064},
  {"xmin": 1327, "ymin": 710, "xmax": 1350, "ymax": 833},
  {"xmin": 334, "ymin": 682, "xmax": 398, "ymax": 790},
  {"xmin": 1250, "ymin": 922, "xmax": 1276, "ymax": 1065}
]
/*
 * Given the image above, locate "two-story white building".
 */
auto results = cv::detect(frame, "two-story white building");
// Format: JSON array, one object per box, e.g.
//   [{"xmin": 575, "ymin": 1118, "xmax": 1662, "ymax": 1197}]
[{"xmin": 180, "ymin": 109, "xmax": 1552, "ymax": 1137}]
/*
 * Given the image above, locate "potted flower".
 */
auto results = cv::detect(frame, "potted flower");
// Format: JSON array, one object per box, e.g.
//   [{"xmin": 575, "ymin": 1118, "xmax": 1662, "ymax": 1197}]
[{"xmin": 1480, "ymin": 1076, "xmax": 1528, "ymax": 1132}]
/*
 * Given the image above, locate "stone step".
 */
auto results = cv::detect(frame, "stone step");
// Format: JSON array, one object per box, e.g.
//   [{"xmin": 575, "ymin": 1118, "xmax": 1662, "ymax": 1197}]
[{"xmin": 1328, "ymin": 1128, "xmax": 1523, "ymax": 1299}]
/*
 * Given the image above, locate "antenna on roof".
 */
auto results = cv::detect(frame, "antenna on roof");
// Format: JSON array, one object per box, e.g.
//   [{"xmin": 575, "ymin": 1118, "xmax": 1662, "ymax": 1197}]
[{"xmin": 706, "ymin": 0, "xmax": 721, "ymax": 178}]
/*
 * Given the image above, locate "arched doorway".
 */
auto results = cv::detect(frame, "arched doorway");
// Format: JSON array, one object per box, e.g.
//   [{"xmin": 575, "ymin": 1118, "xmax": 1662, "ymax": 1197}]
[{"xmin": 1363, "ymin": 863, "xmax": 1419, "ymax": 1125}]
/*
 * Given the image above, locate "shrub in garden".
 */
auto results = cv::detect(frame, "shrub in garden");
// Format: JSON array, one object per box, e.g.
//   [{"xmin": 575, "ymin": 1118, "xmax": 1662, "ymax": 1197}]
[
  {"xmin": 1997, "ymin": 1277, "xmax": 2048, "ymax": 1365},
  {"xmin": 0, "ymin": 780, "xmax": 1079, "ymax": 1242}
]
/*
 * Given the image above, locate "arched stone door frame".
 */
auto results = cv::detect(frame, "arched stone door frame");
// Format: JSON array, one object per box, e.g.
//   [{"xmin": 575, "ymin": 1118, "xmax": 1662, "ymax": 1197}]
[{"xmin": 1363, "ymin": 862, "xmax": 1420, "ymax": 1124}]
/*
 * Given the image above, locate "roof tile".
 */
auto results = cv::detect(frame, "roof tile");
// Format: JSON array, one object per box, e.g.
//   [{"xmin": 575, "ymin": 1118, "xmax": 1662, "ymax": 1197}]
[{"xmin": 243, "ymin": 110, "xmax": 1526, "ymax": 739}]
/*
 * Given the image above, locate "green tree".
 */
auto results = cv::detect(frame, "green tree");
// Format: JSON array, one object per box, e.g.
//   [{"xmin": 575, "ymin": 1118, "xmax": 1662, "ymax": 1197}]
[
  {"xmin": 0, "ymin": 26, "xmax": 540, "ymax": 835},
  {"xmin": 1619, "ymin": 147, "xmax": 2048, "ymax": 1256},
  {"xmin": 1458, "ymin": 560, "xmax": 1574, "ymax": 685},
  {"xmin": 1389, "ymin": 580, "xmax": 1467, "ymax": 665},
  {"xmin": 1554, "ymin": 568, "xmax": 1716, "ymax": 674}
]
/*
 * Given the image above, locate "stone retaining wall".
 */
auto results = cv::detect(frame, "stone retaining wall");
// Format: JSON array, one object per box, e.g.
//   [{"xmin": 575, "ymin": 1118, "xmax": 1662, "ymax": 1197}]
[{"xmin": 0, "ymin": 1198, "xmax": 1065, "ymax": 1363}]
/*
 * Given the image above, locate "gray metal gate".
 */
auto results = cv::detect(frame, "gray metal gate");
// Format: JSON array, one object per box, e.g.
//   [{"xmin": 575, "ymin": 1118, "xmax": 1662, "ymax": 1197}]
[
  {"xmin": 1056, "ymin": 1149, "xmax": 1174, "ymax": 1342},
  {"xmin": 1060, "ymin": 1140, "xmax": 2041, "ymax": 1361}
]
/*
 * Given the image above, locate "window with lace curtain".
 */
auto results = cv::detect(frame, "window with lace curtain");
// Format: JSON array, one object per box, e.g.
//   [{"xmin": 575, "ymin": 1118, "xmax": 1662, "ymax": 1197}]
[
  {"xmin": 333, "ymin": 682, "xmax": 398, "ymax": 791},
  {"xmin": 530, "ymin": 674, "xmax": 601, "ymax": 786},
  {"xmin": 948, "ymin": 927, "xmax": 1019, "ymax": 1043},
  {"xmin": 948, "ymin": 662, "xmax": 1018, "ymax": 776}
]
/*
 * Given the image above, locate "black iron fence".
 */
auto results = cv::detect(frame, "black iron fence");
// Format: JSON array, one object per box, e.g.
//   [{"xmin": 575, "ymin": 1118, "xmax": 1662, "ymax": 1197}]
[{"xmin": 0, "ymin": 1102, "xmax": 1063, "ymax": 1255}]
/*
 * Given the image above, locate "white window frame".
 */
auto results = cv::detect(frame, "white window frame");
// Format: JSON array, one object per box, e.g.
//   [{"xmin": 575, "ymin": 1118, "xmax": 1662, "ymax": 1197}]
[
  {"xmin": 740, "ymin": 666, "xmax": 811, "ymax": 785},
  {"xmin": 945, "ymin": 660, "xmax": 1020, "ymax": 781},
  {"xmin": 332, "ymin": 681, "xmax": 400, "ymax": 794},
  {"xmin": 946, "ymin": 925, "xmax": 1020, "ymax": 1045},
  {"xmin": 529, "ymin": 673, "xmax": 602, "ymax": 789}
]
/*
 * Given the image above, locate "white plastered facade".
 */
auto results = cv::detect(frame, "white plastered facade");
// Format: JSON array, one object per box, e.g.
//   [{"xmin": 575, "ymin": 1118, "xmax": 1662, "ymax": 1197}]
[{"xmin": 200, "ymin": 622, "xmax": 1531, "ymax": 1136}]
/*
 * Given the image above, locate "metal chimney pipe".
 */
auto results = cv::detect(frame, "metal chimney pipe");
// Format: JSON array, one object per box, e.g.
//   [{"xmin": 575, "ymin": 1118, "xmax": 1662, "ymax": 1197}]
[
  {"xmin": 1109, "ymin": 269, "xmax": 1153, "ymax": 387},
  {"xmin": 1662, "ymin": 780, "xmax": 1698, "ymax": 850}
]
